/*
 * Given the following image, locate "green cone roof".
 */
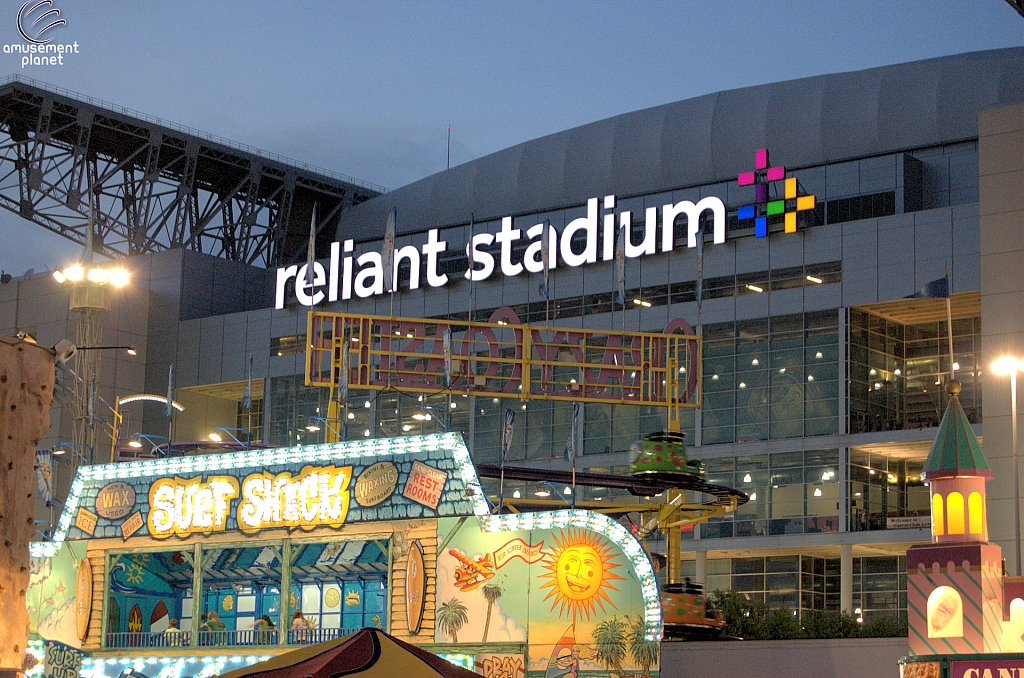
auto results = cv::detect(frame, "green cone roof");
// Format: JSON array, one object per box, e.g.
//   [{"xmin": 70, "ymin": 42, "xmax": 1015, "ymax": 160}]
[{"xmin": 922, "ymin": 384, "xmax": 992, "ymax": 480}]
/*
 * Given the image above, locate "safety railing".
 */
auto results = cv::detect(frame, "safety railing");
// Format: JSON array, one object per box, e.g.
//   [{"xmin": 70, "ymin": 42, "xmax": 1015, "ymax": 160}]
[{"xmin": 106, "ymin": 631, "xmax": 191, "ymax": 648}]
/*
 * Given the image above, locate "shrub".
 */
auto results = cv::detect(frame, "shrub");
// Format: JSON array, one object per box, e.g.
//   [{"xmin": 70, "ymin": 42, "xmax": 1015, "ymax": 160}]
[
  {"xmin": 801, "ymin": 610, "xmax": 861, "ymax": 639},
  {"xmin": 706, "ymin": 589, "xmax": 908, "ymax": 640}
]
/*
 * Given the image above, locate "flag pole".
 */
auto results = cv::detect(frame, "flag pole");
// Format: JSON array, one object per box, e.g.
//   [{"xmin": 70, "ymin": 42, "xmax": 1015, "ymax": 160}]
[
  {"xmin": 468, "ymin": 214, "xmax": 475, "ymax": 321},
  {"xmin": 945, "ymin": 263, "xmax": 954, "ymax": 382}
]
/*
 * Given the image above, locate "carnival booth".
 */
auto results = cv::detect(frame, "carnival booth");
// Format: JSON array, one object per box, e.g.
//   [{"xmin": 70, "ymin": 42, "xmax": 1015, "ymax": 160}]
[
  {"xmin": 28, "ymin": 433, "xmax": 662, "ymax": 678},
  {"xmin": 900, "ymin": 381, "xmax": 1024, "ymax": 678}
]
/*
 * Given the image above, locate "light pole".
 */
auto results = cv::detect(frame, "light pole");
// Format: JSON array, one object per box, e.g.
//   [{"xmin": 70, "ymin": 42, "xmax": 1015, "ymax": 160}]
[
  {"xmin": 993, "ymin": 356, "xmax": 1024, "ymax": 576},
  {"xmin": 51, "ymin": 167, "xmax": 131, "ymax": 484}
]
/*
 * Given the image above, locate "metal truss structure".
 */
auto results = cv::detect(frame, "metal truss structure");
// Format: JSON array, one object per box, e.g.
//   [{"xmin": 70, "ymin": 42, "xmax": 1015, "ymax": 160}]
[
  {"xmin": 306, "ymin": 310, "xmax": 702, "ymax": 433},
  {"xmin": 0, "ymin": 76, "xmax": 385, "ymax": 267}
]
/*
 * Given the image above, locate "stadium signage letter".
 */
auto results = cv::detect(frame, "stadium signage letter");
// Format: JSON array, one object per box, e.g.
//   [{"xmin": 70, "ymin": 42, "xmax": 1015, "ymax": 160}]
[{"xmin": 274, "ymin": 194, "xmax": 726, "ymax": 309}]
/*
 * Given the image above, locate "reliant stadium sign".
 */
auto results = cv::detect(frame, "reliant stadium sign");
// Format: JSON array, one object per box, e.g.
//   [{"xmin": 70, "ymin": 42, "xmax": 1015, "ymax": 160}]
[{"xmin": 274, "ymin": 149, "xmax": 816, "ymax": 310}]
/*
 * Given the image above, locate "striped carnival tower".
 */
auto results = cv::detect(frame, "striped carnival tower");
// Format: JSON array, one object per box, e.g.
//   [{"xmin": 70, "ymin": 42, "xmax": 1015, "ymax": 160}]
[{"xmin": 907, "ymin": 379, "xmax": 1002, "ymax": 655}]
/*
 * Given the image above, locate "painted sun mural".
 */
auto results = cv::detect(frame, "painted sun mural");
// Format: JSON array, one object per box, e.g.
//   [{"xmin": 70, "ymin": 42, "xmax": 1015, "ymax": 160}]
[{"xmin": 538, "ymin": 528, "xmax": 622, "ymax": 621}]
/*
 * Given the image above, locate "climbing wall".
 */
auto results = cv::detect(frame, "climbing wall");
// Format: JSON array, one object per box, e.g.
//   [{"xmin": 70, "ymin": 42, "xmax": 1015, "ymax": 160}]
[{"xmin": 0, "ymin": 336, "xmax": 54, "ymax": 670}]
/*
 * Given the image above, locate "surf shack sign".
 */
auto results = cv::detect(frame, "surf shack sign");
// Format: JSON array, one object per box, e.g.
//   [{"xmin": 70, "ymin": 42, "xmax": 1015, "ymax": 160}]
[{"xmin": 48, "ymin": 434, "xmax": 487, "ymax": 545}]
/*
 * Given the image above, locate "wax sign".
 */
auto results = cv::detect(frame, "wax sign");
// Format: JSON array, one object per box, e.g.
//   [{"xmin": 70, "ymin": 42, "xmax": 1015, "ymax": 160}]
[
  {"xmin": 354, "ymin": 462, "xmax": 398, "ymax": 507},
  {"xmin": 402, "ymin": 461, "xmax": 448, "ymax": 509},
  {"xmin": 95, "ymin": 482, "xmax": 136, "ymax": 520}
]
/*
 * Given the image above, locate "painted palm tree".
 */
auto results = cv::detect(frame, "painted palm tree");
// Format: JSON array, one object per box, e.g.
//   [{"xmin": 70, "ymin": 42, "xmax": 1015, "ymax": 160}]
[
  {"xmin": 437, "ymin": 597, "xmax": 469, "ymax": 643},
  {"xmin": 481, "ymin": 584, "xmax": 503, "ymax": 642},
  {"xmin": 628, "ymin": 615, "xmax": 660, "ymax": 677},
  {"xmin": 593, "ymin": 616, "xmax": 628, "ymax": 678}
]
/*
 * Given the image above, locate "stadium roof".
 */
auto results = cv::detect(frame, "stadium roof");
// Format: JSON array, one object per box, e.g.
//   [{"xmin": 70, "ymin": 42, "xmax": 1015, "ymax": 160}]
[{"xmin": 338, "ymin": 47, "xmax": 1024, "ymax": 240}]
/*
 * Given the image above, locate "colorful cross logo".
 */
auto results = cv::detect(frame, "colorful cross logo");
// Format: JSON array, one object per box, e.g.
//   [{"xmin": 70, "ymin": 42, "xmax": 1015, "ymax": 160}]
[{"xmin": 737, "ymin": 149, "xmax": 816, "ymax": 237}]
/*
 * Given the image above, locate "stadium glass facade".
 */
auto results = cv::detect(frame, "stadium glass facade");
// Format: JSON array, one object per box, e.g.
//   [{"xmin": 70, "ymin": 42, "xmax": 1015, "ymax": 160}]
[{"xmin": 4, "ymin": 48, "xmax": 1023, "ymax": 627}]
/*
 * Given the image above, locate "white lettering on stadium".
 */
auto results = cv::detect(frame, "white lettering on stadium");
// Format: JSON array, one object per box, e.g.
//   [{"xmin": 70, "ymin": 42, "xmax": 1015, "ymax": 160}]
[{"xmin": 274, "ymin": 194, "xmax": 726, "ymax": 309}]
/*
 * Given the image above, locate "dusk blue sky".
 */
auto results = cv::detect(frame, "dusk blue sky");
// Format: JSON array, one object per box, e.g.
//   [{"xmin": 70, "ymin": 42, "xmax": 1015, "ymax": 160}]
[{"xmin": 1, "ymin": 0, "xmax": 1021, "ymax": 276}]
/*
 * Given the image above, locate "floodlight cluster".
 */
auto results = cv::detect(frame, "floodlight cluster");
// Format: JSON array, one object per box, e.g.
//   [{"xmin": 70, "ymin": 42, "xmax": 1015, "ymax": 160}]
[{"xmin": 52, "ymin": 264, "xmax": 130, "ymax": 287}]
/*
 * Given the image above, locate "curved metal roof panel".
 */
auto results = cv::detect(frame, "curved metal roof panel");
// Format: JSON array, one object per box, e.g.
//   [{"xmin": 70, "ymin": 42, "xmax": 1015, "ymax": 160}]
[{"xmin": 339, "ymin": 47, "xmax": 1024, "ymax": 239}]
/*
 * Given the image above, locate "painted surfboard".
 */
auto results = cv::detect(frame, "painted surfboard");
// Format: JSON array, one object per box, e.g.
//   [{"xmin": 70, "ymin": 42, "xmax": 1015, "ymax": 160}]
[
  {"xmin": 75, "ymin": 558, "xmax": 92, "ymax": 641},
  {"xmin": 151, "ymin": 600, "xmax": 168, "ymax": 625},
  {"xmin": 406, "ymin": 540, "xmax": 426, "ymax": 634}
]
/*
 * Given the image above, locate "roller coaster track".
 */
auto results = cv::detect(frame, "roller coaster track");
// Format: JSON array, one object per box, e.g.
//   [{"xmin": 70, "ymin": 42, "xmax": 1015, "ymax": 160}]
[{"xmin": 475, "ymin": 464, "xmax": 749, "ymax": 507}]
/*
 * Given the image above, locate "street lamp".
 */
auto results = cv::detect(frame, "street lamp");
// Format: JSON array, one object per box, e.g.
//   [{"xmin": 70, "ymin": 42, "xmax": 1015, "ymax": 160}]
[
  {"xmin": 412, "ymin": 405, "xmax": 450, "ymax": 431},
  {"xmin": 993, "ymin": 355, "xmax": 1024, "ymax": 576},
  {"xmin": 209, "ymin": 426, "xmax": 251, "ymax": 449},
  {"xmin": 128, "ymin": 433, "xmax": 170, "ymax": 456},
  {"xmin": 77, "ymin": 345, "xmax": 137, "ymax": 356},
  {"xmin": 305, "ymin": 415, "xmax": 345, "ymax": 441},
  {"xmin": 51, "ymin": 441, "xmax": 91, "ymax": 463}
]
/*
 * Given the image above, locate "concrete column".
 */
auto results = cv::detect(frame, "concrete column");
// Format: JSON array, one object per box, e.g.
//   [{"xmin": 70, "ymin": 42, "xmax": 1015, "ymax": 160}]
[
  {"xmin": 695, "ymin": 550, "xmax": 708, "ymax": 589},
  {"xmin": 840, "ymin": 543, "xmax": 853, "ymax": 614},
  {"xmin": 980, "ymin": 103, "xmax": 1024, "ymax": 570}
]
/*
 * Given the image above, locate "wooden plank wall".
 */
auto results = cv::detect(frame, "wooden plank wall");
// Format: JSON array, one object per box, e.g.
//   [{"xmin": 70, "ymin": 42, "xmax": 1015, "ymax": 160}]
[
  {"xmin": 83, "ymin": 543, "xmax": 106, "ymax": 651},
  {"xmin": 387, "ymin": 519, "xmax": 437, "ymax": 644}
]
